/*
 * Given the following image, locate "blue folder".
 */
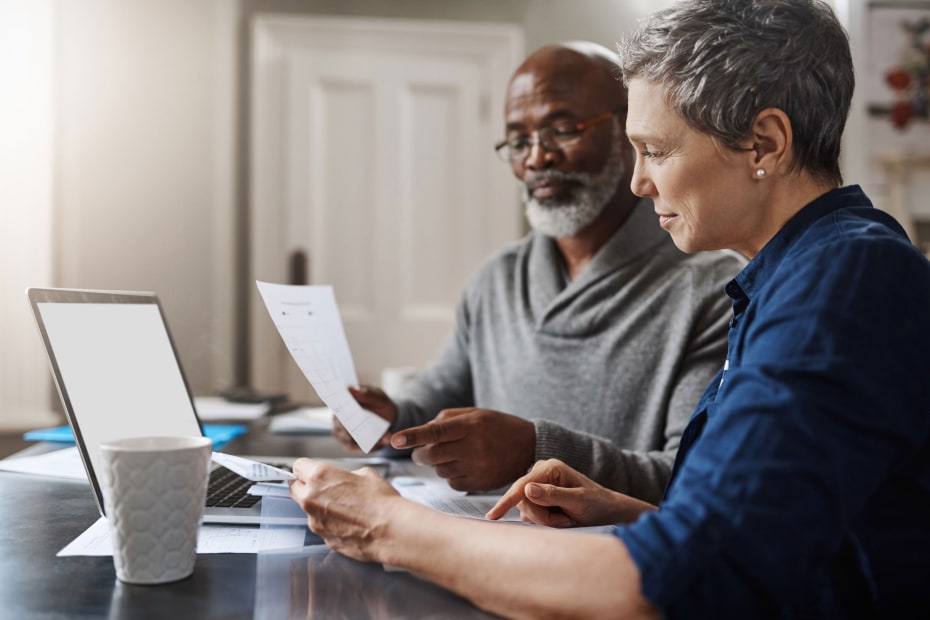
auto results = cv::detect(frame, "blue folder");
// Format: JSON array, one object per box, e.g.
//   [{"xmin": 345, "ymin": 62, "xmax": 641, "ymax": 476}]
[{"xmin": 22, "ymin": 424, "xmax": 248, "ymax": 451}]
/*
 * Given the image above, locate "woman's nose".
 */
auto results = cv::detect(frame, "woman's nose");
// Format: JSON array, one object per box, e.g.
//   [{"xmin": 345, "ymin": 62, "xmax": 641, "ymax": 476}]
[{"xmin": 630, "ymin": 159, "xmax": 654, "ymax": 198}]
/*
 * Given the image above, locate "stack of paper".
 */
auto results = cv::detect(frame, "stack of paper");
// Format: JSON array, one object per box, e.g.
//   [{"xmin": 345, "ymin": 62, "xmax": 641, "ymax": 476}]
[{"xmin": 268, "ymin": 406, "xmax": 333, "ymax": 435}]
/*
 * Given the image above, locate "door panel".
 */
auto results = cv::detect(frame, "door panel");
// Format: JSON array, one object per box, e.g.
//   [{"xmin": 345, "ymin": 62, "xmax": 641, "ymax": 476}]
[{"xmin": 251, "ymin": 17, "xmax": 524, "ymax": 401}]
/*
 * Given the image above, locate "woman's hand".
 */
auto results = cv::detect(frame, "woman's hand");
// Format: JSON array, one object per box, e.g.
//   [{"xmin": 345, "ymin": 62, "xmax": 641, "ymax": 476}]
[
  {"xmin": 289, "ymin": 458, "xmax": 403, "ymax": 563},
  {"xmin": 486, "ymin": 459, "xmax": 657, "ymax": 527}
]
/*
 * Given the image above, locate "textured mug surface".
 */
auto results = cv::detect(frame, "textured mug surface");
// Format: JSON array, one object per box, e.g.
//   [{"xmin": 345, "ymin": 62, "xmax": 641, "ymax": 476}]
[{"xmin": 99, "ymin": 436, "xmax": 212, "ymax": 585}]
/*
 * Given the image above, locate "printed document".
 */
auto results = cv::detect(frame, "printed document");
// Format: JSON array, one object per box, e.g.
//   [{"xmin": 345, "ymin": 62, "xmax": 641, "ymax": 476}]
[
  {"xmin": 255, "ymin": 282, "xmax": 390, "ymax": 453},
  {"xmin": 58, "ymin": 517, "xmax": 306, "ymax": 556}
]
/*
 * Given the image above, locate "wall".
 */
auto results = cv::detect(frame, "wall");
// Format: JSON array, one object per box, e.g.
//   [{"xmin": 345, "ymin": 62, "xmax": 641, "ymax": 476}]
[
  {"xmin": 0, "ymin": 0, "xmax": 57, "ymax": 430},
  {"xmin": 52, "ymin": 0, "xmax": 239, "ymax": 402},
  {"xmin": 835, "ymin": 0, "xmax": 930, "ymax": 248},
  {"xmin": 240, "ymin": 0, "xmax": 673, "ymax": 56},
  {"xmin": 523, "ymin": 0, "xmax": 675, "ymax": 51}
]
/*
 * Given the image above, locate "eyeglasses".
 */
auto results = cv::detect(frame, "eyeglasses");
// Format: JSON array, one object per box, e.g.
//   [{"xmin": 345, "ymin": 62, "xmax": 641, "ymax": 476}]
[{"xmin": 494, "ymin": 107, "xmax": 626, "ymax": 163}]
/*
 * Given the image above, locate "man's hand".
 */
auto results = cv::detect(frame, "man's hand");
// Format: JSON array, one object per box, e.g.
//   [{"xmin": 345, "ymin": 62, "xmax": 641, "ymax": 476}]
[
  {"xmin": 486, "ymin": 459, "xmax": 657, "ymax": 527},
  {"xmin": 389, "ymin": 408, "xmax": 535, "ymax": 493},
  {"xmin": 334, "ymin": 386, "xmax": 397, "ymax": 452},
  {"xmin": 289, "ymin": 458, "xmax": 403, "ymax": 563}
]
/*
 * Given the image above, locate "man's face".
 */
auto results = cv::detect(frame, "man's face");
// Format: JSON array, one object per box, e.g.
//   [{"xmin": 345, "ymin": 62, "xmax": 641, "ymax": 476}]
[{"xmin": 503, "ymin": 62, "xmax": 628, "ymax": 238}]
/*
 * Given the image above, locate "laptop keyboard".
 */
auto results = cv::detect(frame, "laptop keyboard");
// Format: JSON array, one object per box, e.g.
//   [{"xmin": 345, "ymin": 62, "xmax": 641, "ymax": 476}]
[{"xmin": 205, "ymin": 463, "xmax": 292, "ymax": 508}]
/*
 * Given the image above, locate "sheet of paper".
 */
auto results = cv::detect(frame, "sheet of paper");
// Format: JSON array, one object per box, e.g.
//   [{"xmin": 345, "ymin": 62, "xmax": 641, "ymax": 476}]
[
  {"xmin": 0, "ymin": 446, "xmax": 88, "ymax": 481},
  {"xmin": 249, "ymin": 481, "xmax": 291, "ymax": 497},
  {"xmin": 211, "ymin": 452, "xmax": 295, "ymax": 481},
  {"xmin": 268, "ymin": 406, "xmax": 334, "ymax": 435},
  {"xmin": 391, "ymin": 469, "xmax": 612, "ymax": 530},
  {"xmin": 255, "ymin": 281, "xmax": 390, "ymax": 453},
  {"xmin": 194, "ymin": 396, "xmax": 271, "ymax": 421},
  {"xmin": 384, "ymin": 461, "xmax": 523, "ymax": 521},
  {"xmin": 392, "ymin": 476, "xmax": 521, "ymax": 521},
  {"xmin": 57, "ymin": 517, "xmax": 307, "ymax": 556}
]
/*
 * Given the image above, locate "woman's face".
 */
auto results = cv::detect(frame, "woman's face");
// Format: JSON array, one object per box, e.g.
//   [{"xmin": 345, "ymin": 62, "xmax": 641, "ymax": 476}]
[{"xmin": 625, "ymin": 78, "xmax": 765, "ymax": 257}]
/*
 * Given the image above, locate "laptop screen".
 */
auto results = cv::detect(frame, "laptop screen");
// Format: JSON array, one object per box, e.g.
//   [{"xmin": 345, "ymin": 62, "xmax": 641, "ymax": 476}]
[{"xmin": 28, "ymin": 289, "xmax": 202, "ymax": 510}]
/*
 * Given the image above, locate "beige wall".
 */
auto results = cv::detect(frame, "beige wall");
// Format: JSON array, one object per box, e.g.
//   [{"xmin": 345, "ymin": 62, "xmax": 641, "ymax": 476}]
[
  {"xmin": 52, "ymin": 0, "xmax": 239, "ymax": 404},
  {"xmin": 240, "ymin": 0, "xmax": 665, "ymax": 53},
  {"xmin": 0, "ymin": 0, "xmax": 57, "ymax": 430}
]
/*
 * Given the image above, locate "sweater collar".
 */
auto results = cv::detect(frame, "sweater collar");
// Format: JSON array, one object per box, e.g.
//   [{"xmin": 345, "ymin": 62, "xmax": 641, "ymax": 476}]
[{"xmin": 528, "ymin": 199, "xmax": 667, "ymax": 317}]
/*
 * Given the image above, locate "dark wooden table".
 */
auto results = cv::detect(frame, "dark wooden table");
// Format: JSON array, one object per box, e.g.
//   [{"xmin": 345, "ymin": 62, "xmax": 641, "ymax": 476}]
[{"xmin": 0, "ymin": 420, "xmax": 498, "ymax": 619}]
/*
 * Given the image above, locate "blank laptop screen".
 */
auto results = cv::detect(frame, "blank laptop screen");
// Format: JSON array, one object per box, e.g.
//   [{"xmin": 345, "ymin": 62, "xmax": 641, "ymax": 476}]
[{"xmin": 36, "ymin": 300, "xmax": 202, "ymax": 489}]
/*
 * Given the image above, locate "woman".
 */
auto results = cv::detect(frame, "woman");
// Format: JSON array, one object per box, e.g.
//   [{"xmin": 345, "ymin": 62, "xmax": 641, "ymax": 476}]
[{"xmin": 289, "ymin": 1, "xmax": 930, "ymax": 618}]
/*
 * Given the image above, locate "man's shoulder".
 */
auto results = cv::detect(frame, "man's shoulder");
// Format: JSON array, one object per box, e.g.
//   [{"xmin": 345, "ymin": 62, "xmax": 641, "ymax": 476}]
[
  {"xmin": 681, "ymin": 248, "xmax": 747, "ymax": 273},
  {"xmin": 470, "ymin": 233, "xmax": 534, "ymax": 276},
  {"xmin": 620, "ymin": 200, "xmax": 747, "ymax": 280},
  {"xmin": 459, "ymin": 233, "xmax": 533, "ymax": 293},
  {"xmin": 659, "ymin": 243, "xmax": 747, "ymax": 284}
]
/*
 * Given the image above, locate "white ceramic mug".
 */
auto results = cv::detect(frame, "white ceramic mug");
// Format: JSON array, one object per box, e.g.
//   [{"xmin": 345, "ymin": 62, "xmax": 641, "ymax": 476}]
[{"xmin": 99, "ymin": 435, "xmax": 212, "ymax": 585}]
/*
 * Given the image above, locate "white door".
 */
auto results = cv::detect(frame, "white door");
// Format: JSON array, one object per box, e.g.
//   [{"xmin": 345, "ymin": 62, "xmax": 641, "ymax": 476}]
[{"xmin": 250, "ymin": 16, "xmax": 524, "ymax": 401}]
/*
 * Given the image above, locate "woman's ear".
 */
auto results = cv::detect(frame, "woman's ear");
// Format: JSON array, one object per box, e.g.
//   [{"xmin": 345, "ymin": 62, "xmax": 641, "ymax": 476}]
[{"xmin": 748, "ymin": 108, "xmax": 792, "ymax": 179}]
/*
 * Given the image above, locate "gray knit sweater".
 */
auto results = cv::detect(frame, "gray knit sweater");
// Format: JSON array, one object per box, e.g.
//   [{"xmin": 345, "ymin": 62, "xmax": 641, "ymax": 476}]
[{"xmin": 393, "ymin": 200, "xmax": 745, "ymax": 503}]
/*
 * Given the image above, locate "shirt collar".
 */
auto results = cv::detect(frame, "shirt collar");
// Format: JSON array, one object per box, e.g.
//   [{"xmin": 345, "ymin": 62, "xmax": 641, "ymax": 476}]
[{"xmin": 727, "ymin": 185, "xmax": 871, "ymax": 303}]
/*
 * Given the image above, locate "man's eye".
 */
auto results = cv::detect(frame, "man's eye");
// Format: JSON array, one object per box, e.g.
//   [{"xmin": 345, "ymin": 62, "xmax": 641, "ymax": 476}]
[
  {"xmin": 641, "ymin": 148, "xmax": 665, "ymax": 159},
  {"xmin": 507, "ymin": 136, "xmax": 531, "ymax": 150},
  {"xmin": 550, "ymin": 127, "xmax": 580, "ymax": 139}
]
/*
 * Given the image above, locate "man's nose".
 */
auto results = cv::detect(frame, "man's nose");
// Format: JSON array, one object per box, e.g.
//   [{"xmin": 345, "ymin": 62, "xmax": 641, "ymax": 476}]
[{"xmin": 524, "ymin": 139, "xmax": 558, "ymax": 171}]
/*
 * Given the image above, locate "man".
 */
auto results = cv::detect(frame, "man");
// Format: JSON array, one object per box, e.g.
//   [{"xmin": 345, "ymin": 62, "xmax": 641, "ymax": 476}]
[{"xmin": 337, "ymin": 42, "xmax": 744, "ymax": 501}]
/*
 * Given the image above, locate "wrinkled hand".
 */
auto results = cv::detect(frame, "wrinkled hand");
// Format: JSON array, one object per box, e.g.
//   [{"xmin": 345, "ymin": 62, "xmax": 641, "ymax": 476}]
[
  {"xmin": 389, "ymin": 408, "xmax": 535, "ymax": 493},
  {"xmin": 334, "ymin": 386, "xmax": 397, "ymax": 452},
  {"xmin": 289, "ymin": 458, "xmax": 402, "ymax": 563},
  {"xmin": 486, "ymin": 459, "xmax": 657, "ymax": 528}
]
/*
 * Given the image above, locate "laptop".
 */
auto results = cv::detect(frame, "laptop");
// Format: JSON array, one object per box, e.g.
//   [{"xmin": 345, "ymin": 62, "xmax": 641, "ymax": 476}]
[{"xmin": 26, "ymin": 287, "xmax": 308, "ymax": 525}]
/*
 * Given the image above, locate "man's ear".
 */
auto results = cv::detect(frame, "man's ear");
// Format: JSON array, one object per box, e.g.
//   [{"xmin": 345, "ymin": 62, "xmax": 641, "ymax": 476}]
[{"xmin": 747, "ymin": 108, "xmax": 792, "ymax": 177}]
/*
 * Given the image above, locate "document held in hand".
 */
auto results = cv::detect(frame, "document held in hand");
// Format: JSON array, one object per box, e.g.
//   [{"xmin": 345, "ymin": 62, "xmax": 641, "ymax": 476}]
[{"xmin": 255, "ymin": 281, "xmax": 390, "ymax": 453}]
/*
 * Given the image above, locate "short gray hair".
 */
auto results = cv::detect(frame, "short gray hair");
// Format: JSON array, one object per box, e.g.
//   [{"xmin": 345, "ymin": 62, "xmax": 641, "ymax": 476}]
[{"xmin": 618, "ymin": 0, "xmax": 853, "ymax": 186}]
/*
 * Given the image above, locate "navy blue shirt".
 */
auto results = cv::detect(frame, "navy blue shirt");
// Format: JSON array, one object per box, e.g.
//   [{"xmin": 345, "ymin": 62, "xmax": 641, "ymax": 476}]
[{"xmin": 615, "ymin": 186, "xmax": 930, "ymax": 618}]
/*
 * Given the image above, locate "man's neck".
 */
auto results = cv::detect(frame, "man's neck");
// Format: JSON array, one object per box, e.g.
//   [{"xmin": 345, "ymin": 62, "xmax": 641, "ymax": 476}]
[{"xmin": 555, "ymin": 195, "xmax": 637, "ymax": 280}]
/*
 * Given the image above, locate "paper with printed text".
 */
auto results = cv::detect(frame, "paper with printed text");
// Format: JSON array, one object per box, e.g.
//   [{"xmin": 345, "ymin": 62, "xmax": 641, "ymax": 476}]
[{"xmin": 255, "ymin": 282, "xmax": 390, "ymax": 453}]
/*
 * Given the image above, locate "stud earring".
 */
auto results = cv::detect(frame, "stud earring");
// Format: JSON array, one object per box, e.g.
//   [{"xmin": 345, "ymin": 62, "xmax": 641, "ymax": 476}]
[{"xmin": 755, "ymin": 169, "xmax": 766, "ymax": 178}]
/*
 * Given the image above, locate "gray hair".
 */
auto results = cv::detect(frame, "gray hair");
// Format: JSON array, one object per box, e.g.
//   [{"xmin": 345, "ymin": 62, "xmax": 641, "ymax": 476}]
[{"xmin": 618, "ymin": 0, "xmax": 853, "ymax": 186}]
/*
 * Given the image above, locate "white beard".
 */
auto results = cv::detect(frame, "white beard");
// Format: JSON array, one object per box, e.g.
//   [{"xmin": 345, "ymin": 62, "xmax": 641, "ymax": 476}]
[{"xmin": 523, "ymin": 123, "xmax": 627, "ymax": 238}]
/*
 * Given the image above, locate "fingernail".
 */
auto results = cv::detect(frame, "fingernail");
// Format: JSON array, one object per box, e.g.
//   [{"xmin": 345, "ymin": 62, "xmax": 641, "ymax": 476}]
[
  {"xmin": 526, "ymin": 483, "xmax": 541, "ymax": 498},
  {"xmin": 392, "ymin": 435, "xmax": 407, "ymax": 447}
]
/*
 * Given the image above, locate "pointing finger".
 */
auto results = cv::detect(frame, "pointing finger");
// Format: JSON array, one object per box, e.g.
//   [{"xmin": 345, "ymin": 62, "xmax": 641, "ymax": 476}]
[
  {"xmin": 391, "ymin": 418, "xmax": 466, "ymax": 449},
  {"xmin": 486, "ymin": 475, "xmax": 531, "ymax": 520}
]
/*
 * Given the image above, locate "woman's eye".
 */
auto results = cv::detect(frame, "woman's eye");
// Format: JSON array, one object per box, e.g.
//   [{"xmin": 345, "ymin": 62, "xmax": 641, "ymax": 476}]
[{"xmin": 641, "ymin": 148, "xmax": 665, "ymax": 160}]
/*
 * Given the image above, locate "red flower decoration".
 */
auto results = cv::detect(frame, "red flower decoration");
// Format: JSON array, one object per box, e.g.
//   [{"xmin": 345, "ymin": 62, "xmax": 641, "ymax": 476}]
[
  {"xmin": 890, "ymin": 100, "xmax": 913, "ymax": 129},
  {"xmin": 885, "ymin": 67, "xmax": 912, "ymax": 91}
]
